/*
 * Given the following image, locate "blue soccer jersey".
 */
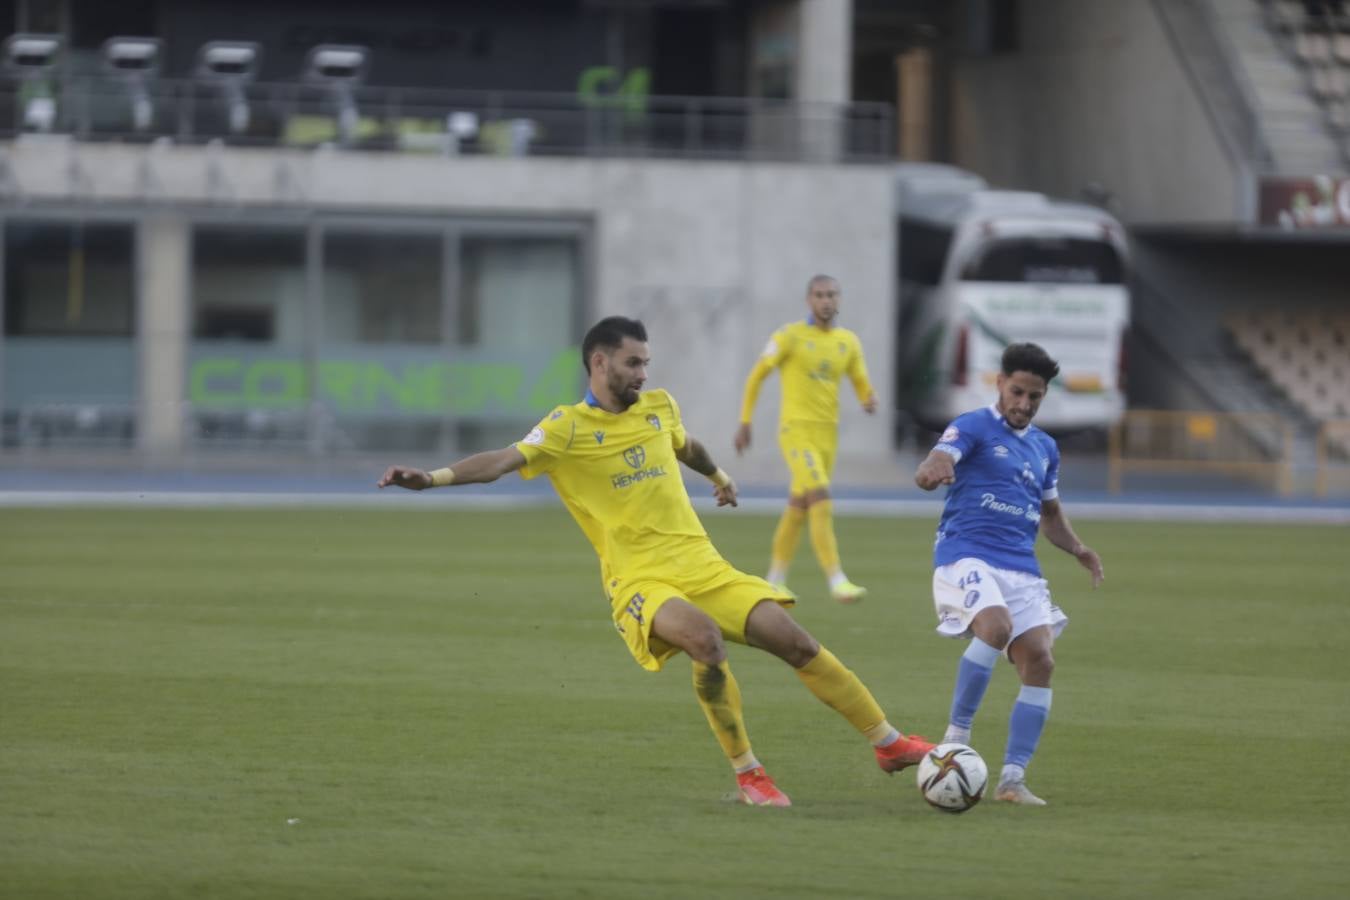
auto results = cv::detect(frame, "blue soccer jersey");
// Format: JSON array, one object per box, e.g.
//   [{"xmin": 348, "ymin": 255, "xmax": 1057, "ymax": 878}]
[{"xmin": 930, "ymin": 404, "xmax": 1061, "ymax": 575}]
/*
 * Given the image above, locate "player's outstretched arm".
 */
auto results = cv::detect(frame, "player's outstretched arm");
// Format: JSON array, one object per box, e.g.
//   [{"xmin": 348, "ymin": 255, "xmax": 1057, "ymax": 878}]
[
  {"xmin": 676, "ymin": 435, "xmax": 738, "ymax": 507},
  {"xmin": 1040, "ymin": 499, "xmax": 1104, "ymax": 588},
  {"xmin": 377, "ymin": 446, "xmax": 527, "ymax": 491},
  {"xmin": 914, "ymin": 449, "xmax": 956, "ymax": 491}
]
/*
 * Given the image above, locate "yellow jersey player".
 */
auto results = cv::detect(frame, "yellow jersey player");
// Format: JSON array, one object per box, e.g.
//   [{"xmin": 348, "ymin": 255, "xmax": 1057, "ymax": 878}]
[
  {"xmin": 378, "ymin": 316, "xmax": 932, "ymax": 807},
  {"xmin": 735, "ymin": 274, "xmax": 877, "ymax": 603}
]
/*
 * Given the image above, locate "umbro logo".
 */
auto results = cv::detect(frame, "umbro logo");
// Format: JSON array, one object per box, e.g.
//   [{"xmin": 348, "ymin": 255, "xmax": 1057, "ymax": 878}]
[
  {"xmin": 594, "ymin": 431, "xmax": 605, "ymax": 444},
  {"xmin": 993, "ymin": 445, "xmax": 1010, "ymax": 457}
]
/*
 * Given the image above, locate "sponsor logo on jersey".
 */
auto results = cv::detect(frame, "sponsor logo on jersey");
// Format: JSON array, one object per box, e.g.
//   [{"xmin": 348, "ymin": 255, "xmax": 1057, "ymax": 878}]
[{"xmin": 980, "ymin": 492, "xmax": 1041, "ymax": 523}]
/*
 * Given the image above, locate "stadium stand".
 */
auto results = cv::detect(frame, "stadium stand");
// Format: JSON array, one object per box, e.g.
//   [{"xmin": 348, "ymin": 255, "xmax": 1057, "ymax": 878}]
[
  {"xmin": 1226, "ymin": 307, "xmax": 1350, "ymax": 421},
  {"xmin": 1264, "ymin": 0, "xmax": 1350, "ymax": 166}
]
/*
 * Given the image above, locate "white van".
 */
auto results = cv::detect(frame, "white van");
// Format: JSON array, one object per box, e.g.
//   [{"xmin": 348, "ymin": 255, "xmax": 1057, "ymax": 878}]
[{"xmin": 894, "ymin": 164, "xmax": 1130, "ymax": 435}]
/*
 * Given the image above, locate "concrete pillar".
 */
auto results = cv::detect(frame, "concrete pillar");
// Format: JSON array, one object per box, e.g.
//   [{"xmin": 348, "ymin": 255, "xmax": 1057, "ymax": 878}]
[
  {"xmin": 795, "ymin": 0, "xmax": 852, "ymax": 105},
  {"xmin": 137, "ymin": 214, "xmax": 189, "ymax": 456},
  {"xmin": 796, "ymin": 0, "xmax": 852, "ymax": 162}
]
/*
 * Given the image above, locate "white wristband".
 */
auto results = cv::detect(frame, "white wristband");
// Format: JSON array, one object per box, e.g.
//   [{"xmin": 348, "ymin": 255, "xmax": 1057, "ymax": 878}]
[{"xmin": 709, "ymin": 468, "xmax": 732, "ymax": 488}]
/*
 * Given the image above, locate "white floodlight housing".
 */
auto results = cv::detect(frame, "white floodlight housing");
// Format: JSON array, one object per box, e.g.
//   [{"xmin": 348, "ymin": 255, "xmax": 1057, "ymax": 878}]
[
  {"xmin": 4, "ymin": 34, "xmax": 61, "ymax": 72},
  {"xmin": 304, "ymin": 45, "xmax": 368, "ymax": 83},
  {"xmin": 102, "ymin": 37, "xmax": 162, "ymax": 76},
  {"xmin": 197, "ymin": 41, "xmax": 260, "ymax": 81}
]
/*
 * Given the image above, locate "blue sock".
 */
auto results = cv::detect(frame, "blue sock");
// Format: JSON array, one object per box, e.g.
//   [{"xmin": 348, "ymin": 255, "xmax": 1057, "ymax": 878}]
[
  {"xmin": 949, "ymin": 638, "xmax": 1000, "ymax": 730},
  {"xmin": 1005, "ymin": 685, "xmax": 1053, "ymax": 769}
]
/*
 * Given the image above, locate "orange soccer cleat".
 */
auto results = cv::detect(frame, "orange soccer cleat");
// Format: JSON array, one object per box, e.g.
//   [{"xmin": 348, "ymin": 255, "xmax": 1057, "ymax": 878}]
[
  {"xmin": 736, "ymin": 767, "xmax": 792, "ymax": 807},
  {"xmin": 874, "ymin": 734, "xmax": 936, "ymax": 774}
]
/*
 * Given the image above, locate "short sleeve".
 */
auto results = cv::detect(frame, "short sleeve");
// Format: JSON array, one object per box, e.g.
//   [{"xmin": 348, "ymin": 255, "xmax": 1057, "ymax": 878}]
[
  {"xmin": 1041, "ymin": 441, "xmax": 1061, "ymax": 501},
  {"xmin": 758, "ymin": 327, "xmax": 793, "ymax": 368},
  {"xmin": 932, "ymin": 413, "xmax": 979, "ymax": 464},
  {"xmin": 660, "ymin": 391, "xmax": 687, "ymax": 450},
  {"xmin": 516, "ymin": 407, "xmax": 575, "ymax": 479}
]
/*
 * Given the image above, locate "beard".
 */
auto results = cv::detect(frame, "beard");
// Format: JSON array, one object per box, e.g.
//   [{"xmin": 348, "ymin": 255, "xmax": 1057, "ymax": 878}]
[{"xmin": 610, "ymin": 374, "xmax": 641, "ymax": 409}]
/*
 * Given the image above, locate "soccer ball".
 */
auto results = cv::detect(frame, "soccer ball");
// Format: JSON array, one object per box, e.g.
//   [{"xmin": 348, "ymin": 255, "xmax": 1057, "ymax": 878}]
[{"xmin": 916, "ymin": 743, "xmax": 988, "ymax": 813}]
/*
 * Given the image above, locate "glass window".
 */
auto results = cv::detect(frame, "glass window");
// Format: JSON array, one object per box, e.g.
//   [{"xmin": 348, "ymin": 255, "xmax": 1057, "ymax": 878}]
[
  {"xmin": 899, "ymin": 219, "xmax": 953, "ymax": 287},
  {"xmin": 322, "ymin": 231, "xmax": 442, "ymax": 344},
  {"xmin": 2, "ymin": 219, "xmax": 136, "ymax": 447},
  {"xmin": 188, "ymin": 225, "xmax": 309, "ymax": 448},
  {"xmin": 455, "ymin": 235, "xmax": 583, "ymax": 449},
  {"xmin": 960, "ymin": 237, "xmax": 1125, "ymax": 285},
  {"xmin": 3, "ymin": 221, "xmax": 135, "ymax": 336}
]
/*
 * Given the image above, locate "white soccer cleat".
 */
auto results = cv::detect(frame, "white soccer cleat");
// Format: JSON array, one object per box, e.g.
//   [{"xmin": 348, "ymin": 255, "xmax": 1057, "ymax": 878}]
[{"xmin": 994, "ymin": 778, "xmax": 1047, "ymax": 806}]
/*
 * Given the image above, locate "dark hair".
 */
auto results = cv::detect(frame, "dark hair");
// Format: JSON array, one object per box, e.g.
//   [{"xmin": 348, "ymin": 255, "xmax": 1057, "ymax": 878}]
[
  {"xmin": 581, "ymin": 316, "xmax": 648, "ymax": 373},
  {"xmin": 1001, "ymin": 342, "xmax": 1060, "ymax": 383}
]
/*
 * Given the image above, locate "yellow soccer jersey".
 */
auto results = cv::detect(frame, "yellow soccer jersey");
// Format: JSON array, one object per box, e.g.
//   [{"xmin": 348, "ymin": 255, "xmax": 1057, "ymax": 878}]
[
  {"xmin": 515, "ymin": 388, "xmax": 711, "ymax": 580},
  {"xmin": 739, "ymin": 320, "xmax": 874, "ymax": 426}
]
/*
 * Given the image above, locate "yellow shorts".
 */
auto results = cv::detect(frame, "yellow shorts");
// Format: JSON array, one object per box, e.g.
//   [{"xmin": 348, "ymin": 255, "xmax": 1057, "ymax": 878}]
[
  {"xmin": 607, "ymin": 543, "xmax": 795, "ymax": 672},
  {"xmin": 778, "ymin": 420, "xmax": 837, "ymax": 495}
]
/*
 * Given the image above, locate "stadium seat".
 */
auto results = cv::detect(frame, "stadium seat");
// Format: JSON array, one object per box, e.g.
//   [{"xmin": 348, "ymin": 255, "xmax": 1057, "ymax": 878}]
[{"xmin": 1226, "ymin": 308, "xmax": 1350, "ymax": 423}]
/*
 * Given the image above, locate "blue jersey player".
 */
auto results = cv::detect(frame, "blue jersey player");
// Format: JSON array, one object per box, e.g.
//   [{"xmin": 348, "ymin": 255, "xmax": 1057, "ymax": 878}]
[{"xmin": 914, "ymin": 342, "xmax": 1104, "ymax": 806}]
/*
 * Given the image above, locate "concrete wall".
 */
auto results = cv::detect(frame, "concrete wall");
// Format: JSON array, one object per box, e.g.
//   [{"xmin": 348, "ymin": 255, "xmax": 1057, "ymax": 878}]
[
  {"xmin": 1, "ymin": 138, "xmax": 895, "ymax": 470},
  {"xmin": 950, "ymin": 0, "xmax": 1241, "ymax": 226}
]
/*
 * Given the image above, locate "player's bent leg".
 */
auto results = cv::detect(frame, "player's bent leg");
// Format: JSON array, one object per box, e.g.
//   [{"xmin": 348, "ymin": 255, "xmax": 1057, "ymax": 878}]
[
  {"xmin": 654, "ymin": 598, "xmax": 791, "ymax": 806},
  {"xmin": 942, "ymin": 606, "xmax": 1013, "ymax": 743},
  {"xmin": 743, "ymin": 601, "xmax": 932, "ymax": 773},
  {"xmin": 803, "ymin": 488, "xmax": 866, "ymax": 603},
  {"xmin": 651, "ymin": 596, "xmax": 728, "ymax": 665},
  {"xmin": 997, "ymin": 626, "xmax": 1055, "ymax": 806},
  {"xmin": 765, "ymin": 497, "xmax": 808, "ymax": 593},
  {"xmin": 743, "ymin": 597, "xmax": 819, "ymax": 667}
]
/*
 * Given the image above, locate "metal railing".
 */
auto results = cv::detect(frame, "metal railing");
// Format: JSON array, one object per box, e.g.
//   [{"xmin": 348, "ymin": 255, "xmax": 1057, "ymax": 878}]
[
  {"xmin": 0, "ymin": 77, "xmax": 895, "ymax": 164},
  {"xmin": 1315, "ymin": 419, "xmax": 1350, "ymax": 496},
  {"xmin": 1108, "ymin": 409, "xmax": 1296, "ymax": 495}
]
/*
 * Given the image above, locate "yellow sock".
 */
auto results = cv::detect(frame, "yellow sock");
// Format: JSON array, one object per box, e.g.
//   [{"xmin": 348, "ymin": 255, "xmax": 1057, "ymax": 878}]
[
  {"xmin": 692, "ymin": 660, "xmax": 751, "ymax": 760},
  {"xmin": 795, "ymin": 646, "xmax": 887, "ymax": 735},
  {"xmin": 768, "ymin": 505, "xmax": 807, "ymax": 578},
  {"xmin": 808, "ymin": 499, "xmax": 842, "ymax": 577}
]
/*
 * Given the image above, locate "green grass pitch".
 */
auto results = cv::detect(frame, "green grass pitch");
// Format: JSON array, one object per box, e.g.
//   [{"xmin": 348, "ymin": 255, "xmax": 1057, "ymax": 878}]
[{"xmin": 2, "ymin": 506, "xmax": 1347, "ymax": 899}]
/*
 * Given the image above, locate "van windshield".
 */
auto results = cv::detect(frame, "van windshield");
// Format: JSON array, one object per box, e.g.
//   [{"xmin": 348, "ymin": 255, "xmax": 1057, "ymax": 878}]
[{"xmin": 960, "ymin": 237, "xmax": 1124, "ymax": 284}]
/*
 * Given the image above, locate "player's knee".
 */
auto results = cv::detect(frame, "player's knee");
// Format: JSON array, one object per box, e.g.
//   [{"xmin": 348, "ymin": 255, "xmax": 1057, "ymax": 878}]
[
  {"xmin": 684, "ymin": 626, "xmax": 727, "ymax": 665},
  {"xmin": 1025, "ymin": 650, "xmax": 1054, "ymax": 682},
  {"xmin": 978, "ymin": 621, "xmax": 1013, "ymax": 651},
  {"xmin": 783, "ymin": 632, "xmax": 821, "ymax": 668}
]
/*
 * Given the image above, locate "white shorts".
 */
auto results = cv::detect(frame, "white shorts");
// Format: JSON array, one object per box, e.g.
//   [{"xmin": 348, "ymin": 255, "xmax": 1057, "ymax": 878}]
[{"xmin": 933, "ymin": 558, "xmax": 1068, "ymax": 648}]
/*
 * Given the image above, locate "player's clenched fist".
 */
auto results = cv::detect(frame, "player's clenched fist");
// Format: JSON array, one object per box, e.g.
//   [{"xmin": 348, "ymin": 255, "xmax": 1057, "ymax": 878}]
[{"xmin": 378, "ymin": 466, "xmax": 432, "ymax": 490}]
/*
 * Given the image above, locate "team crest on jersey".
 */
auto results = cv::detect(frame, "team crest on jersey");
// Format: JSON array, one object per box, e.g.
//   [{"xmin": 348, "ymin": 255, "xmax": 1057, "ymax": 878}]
[
  {"xmin": 646, "ymin": 414, "xmax": 660, "ymax": 430},
  {"xmin": 522, "ymin": 426, "xmax": 545, "ymax": 445},
  {"xmin": 993, "ymin": 445, "xmax": 1010, "ymax": 457},
  {"xmin": 623, "ymin": 446, "xmax": 647, "ymax": 469},
  {"xmin": 940, "ymin": 425, "xmax": 960, "ymax": 444},
  {"xmin": 549, "ymin": 409, "xmax": 564, "ymax": 420},
  {"xmin": 593, "ymin": 430, "xmax": 606, "ymax": 444}
]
